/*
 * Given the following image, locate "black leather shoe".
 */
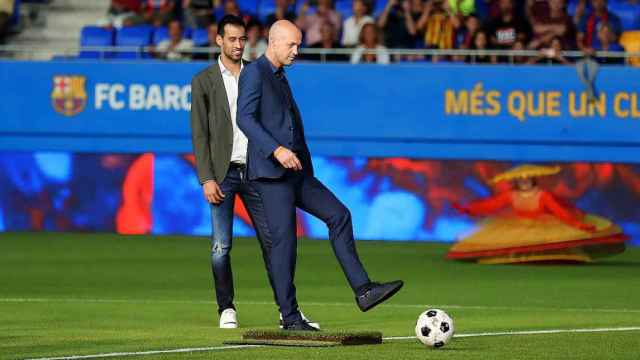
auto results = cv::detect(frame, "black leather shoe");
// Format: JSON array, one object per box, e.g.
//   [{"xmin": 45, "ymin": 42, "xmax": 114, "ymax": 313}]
[
  {"xmin": 356, "ymin": 280, "xmax": 404, "ymax": 312},
  {"xmin": 282, "ymin": 319, "xmax": 320, "ymax": 331}
]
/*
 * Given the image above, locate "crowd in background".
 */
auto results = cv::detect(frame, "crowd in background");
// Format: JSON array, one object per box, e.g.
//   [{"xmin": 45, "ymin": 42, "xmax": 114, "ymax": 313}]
[{"xmin": 105, "ymin": 0, "xmax": 639, "ymax": 64}]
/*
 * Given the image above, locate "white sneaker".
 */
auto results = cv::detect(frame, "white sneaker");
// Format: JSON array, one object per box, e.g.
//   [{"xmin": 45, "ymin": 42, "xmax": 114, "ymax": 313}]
[
  {"xmin": 279, "ymin": 311, "xmax": 320, "ymax": 330},
  {"xmin": 219, "ymin": 308, "xmax": 238, "ymax": 329}
]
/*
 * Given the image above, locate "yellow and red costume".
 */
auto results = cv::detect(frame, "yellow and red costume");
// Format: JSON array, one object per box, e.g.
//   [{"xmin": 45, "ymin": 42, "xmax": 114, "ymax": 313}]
[{"xmin": 447, "ymin": 165, "xmax": 627, "ymax": 264}]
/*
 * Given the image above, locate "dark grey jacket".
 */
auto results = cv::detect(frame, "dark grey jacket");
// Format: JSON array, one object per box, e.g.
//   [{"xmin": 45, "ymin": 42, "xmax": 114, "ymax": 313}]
[{"xmin": 190, "ymin": 61, "xmax": 245, "ymax": 184}]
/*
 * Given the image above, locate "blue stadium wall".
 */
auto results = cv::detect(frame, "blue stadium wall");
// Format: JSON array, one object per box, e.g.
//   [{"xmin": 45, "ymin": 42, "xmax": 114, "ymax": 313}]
[{"xmin": 0, "ymin": 61, "xmax": 639, "ymax": 244}]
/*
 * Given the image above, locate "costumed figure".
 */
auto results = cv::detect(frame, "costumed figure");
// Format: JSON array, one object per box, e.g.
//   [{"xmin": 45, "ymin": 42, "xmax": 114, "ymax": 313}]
[{"xmin": 448, "ymin": 164, "xmax": 627, "ymax": 264}]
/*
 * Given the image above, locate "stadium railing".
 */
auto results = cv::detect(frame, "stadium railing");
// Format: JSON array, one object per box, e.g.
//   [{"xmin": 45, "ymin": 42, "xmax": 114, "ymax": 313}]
[{"xmin": 0, "ymin": 45, "xmax": 638, "ymax": 65}]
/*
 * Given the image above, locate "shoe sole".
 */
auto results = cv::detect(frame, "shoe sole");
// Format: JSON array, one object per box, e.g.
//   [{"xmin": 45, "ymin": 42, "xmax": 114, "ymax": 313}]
[
  {"xmin": 220, "ymin": 322, "xmax": 238, "ymax": 329},
  {"xmin": 359, "ymin": 281, "xmax": 404, "ymax": 312}
]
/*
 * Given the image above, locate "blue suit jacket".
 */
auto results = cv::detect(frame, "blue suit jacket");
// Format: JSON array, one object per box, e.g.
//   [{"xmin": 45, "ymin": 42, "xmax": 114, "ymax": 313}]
[{"xmin": 237, "ymin": 55, "xmax": 313, "ymax": 180}]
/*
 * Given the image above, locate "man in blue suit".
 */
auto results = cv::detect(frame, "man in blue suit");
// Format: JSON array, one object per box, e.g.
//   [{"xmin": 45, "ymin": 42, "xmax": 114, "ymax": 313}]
[{"xmin": 237, "ymin": 20, "xmax": 403, "ymax": 331}]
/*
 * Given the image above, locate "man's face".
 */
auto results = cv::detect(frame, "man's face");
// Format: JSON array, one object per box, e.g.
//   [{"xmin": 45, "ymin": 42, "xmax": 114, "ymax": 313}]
[
  {"xmin": 499, "ymin": 0, "xmax": 513, "ymax": 13},
  {"xmin": 169, "ymin": 21, "xmax": 182, "ymax": 41},
  {"xmin": 216, "ymin": 24, "xmax": 247, "ymax": 62},
  {"xmin": 592, "ymin": 0, "xmax": 606, "ymax": 12},
  {"xmin": 273, "ymin": 29, "xmax": 301, "ymax": 66},
  {"xmin": 353, "ymin": 0, "xmax": 366, "ymax": 16},
  {"xmin": 320, "ymin": 23, "xmax": 334, "ymax": 43}
]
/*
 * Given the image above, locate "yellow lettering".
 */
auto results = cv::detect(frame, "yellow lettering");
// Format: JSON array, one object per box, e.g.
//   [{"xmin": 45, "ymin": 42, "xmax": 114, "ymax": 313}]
[
  {"xmin": 485, "ymin": 91, "xmax": 501, "ymax": 116},
  {"xmin": 546, "ymin": 92, "xmax": 561, "ymax": 117},
  {"xmin": 507, "ymin": 91, "xmax": 526, "ymax": 122},
  {"xmin": 569, "ymin": 91, "xmax": 587, "ymax": 117},
  {"xmin": 470, "ymin": 83, "xmax": 484, "ymax": 115},
  {"xmin": 631, "ymin": 94, "xmax": 640, "ymax": 118},
  {"xmin": 526, "ymin": 92, "xmax": 545, "ymax": 117},
  {"xmin": 588, "ymin": 93, "xmax": 606, "ymax": 117},
  {"xmin": 614, "ymin": 92, "xmax": 629, "ymax": 118},
  {"xmin": 445, "ymin": 90, "xmax": 468, "ymax": 115}
]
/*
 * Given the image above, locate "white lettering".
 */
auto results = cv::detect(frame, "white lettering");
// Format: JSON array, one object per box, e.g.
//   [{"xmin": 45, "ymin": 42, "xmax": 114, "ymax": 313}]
[
  {"xmin": 181, "ymin": 85, "xmax": 191, "ymax": 111},
  {"xmin": 146, "ymin": 85, "xmax": 164, "ymax": 110},
  {"xmin": 164, "ymin": 85, "xmax": 181, "ymax": 111},
  {"xmin": 95, "ymin": 83, "xmax": 110, "ymax": 109},
  {"xmin": 129, "ymin": 84, "xmax": 146, "ymax": 110},
  {"xmin": 109, "ymin": 83, "xmax": 125, "ymax": 110}
]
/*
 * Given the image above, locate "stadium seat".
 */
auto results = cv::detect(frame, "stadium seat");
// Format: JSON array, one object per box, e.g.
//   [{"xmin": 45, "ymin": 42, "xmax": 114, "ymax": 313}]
[
  {"xmin": 78, "ymin": 26, "xmax": 114, "ymax": 59},
  {"xmin": 567, "ymin": 1, "xmax": 640, "ymax": 31},
  {"xmin": 115, "ymin": 25, "xmax": 154, "ymax": 59},
  {"xmin": 620, "ymin": 30, "xmax": 640, "ymax": 67},
  {"xmin": 191, "ymin": 27, "xmax": 209, "ymax": 46},
  {"xmin": 236, "ymin": 0, "xmax": 258, "ymax": 15},
  {"xmin": 257, "ymin": 0, "xmax": 276, "ymax": 22},
  {"xmin": 152, "ymin": 26, "xmax": 193, "ymax": 45},
  {"xmin": 335, "ymin": 0, "xmax": 354, "ymax": 19},
  {"xmin": 9, "ymin": 0, "xmax": 20, "ymax": 29},
  {"xmin": 608, "ymin": 3, "xmax": 640, "ymax": 31}
]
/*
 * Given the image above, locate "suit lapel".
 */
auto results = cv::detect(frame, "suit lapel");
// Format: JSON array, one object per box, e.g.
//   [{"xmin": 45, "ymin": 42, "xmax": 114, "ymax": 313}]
[
  {"xmin": 208, "ymin": 61, "xmax": 233, "ymax": 124},
  {"xmin": 259, "ymin": 56, "xmax": 293, "ymax": 111}
]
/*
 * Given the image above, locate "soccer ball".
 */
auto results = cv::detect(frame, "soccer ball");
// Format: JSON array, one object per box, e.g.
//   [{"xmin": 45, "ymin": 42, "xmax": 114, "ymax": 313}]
[{"xmin": 415, "ymin": 309, "xmax": 454, "ymax": 348}]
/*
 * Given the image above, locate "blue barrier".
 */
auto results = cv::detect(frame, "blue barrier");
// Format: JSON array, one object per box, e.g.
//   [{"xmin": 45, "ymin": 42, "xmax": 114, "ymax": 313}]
[{"xmin": 1, "ymin": 61, "xmax": 639, "ymax": 162}]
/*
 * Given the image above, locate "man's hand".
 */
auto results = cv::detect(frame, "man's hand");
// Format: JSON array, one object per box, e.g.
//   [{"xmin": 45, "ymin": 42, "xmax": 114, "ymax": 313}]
[
  {"xmin": 274, "ymin": 146, "xmax": 302, "ymax": 171},
  {"xmin": 203, "ymin": 180, "xmax": 225, "ymax": 204}
]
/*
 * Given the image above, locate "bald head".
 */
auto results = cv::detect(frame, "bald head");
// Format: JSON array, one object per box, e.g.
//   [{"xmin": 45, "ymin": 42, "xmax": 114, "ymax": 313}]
[{"xmin": 266, "ymin": 20, "xmax": 302, "ymax": 68}]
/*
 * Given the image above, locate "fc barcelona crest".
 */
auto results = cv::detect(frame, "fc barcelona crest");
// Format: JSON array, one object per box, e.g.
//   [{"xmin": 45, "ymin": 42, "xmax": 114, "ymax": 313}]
[{"xmin": 51, "ymin": 75, "xmax": 87, "ymax": 116}]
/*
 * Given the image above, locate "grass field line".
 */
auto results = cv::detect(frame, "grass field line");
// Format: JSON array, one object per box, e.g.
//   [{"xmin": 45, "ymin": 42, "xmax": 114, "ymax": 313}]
[
  {"xmin": 384, "ymin": 326, "xmax": 640, "ymax": 340},
  {"xmin": 23, "ymin": 326, "xmax": 640, "ymax": 360},
  {"xmin": 3, "ymin": 297, "xmax": 640, "ymax": 314},
  {"xmin": 23, "ymin": 345, "xmax": 261, "ymax": 360}
]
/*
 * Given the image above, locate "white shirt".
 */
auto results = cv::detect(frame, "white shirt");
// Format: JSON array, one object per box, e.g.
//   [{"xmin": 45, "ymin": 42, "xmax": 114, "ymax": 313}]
[
  {"xmin": 156, "ymin": 39, "xmax": 194, "ymax": 61},
  {"xmin": 341, "ymin": 15, "xmax": 374, "ymax": 47},
  {"xmin": 218, "ymin": 56, "xmax": 248, "ymax": 164},
  {"xmin": 350, "ymin": 45, "xmax": 390, "ymax": 64}
]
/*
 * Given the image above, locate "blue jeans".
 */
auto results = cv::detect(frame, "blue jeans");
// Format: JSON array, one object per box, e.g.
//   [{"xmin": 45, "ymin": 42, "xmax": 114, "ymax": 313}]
[{"xmin": 210, "ymin": 164, "xmax": 276, "ymax": 314}]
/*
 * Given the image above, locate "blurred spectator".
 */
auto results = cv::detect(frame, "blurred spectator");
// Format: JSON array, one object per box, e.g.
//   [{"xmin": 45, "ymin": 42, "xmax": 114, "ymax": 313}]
[
  {"xmin": 306, "ymin": 21, "xmax": 349, "ymax": 61},
  {"xmin": 193, "ymin": 22, "xmax": 219, "ymax": 60},
  {"xmin": 510, "ymin": 39, "xmax": 529, "ymax": 63},
  {"xmin": 215, "ymin": 0, "xmax": 253, "ymax": 24},
  {"xmin": 183, "ymin": 0, "xmax": 216, "ymax": 28},
  {"xmin": 341, "ymin": 0, "xmax": 374, "ymax": 47},
  {"xmin": 467, "ymin": 30, "xmax": 497, "ymax": 63},
  {"xmin": 528, "ymin": 0, "xmax": 575, "ymax": 50},
  {"xmin": 485, "ymin": 0, "xmax": 531, "ymax": 50},
  {"xmin": 452, "ymin": 13, "xmax": 480, "ymax": 62},
  {"xmin": 456, "ymin": 13, "xmax": 481, "ymax": 49},
  {"xmin": 243, "ymin": 20, "xmax": 267, "ymax": 61},
  {"xmin": 107, "ymin": 0, "xmax": 145, "ymax": 27},
  {"xmin": 143, "ymin": 0, "xmax": 176, "ymax": 26},
  {"xmin": 528, "ymin": 36, "xmax": 571, "ymax": 64},
  {"xmin": 594, "ymin": 21, "xmax": 625, "ymax": 64},
  {"xmin": 377, "ymin": 0, "xmax": 415, "ymax": 49},
  {"xmin": 351, "ymin": 22, "xmax": 391, "ymax": 64},
  {"xmin": 297, "ymin": 0, "xmax": 342, "ymax": 46},
  {"xmin": 155, "ymin": 20, "xmax": 194, "ymax": 60},
  {"xmin": 577, "ymin": 0, "xmax": 621, "ymax": 52},
  {"xmin": 265, "ymin": 0, "xmax": 296, "ymax": 28},
  {"xmin": 417, "ymin": 0, "xmax": 456, "ymax": 50},
  {"xmin": 0, "ymin": 0, "xmax": 14, "ymax": 44}
]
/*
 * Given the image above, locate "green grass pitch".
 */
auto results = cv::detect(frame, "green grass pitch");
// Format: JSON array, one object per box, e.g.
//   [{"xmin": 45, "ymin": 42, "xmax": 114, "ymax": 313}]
[{"xmin": 1, "ymin": 232, "xmax": 639, "ymax": 359}]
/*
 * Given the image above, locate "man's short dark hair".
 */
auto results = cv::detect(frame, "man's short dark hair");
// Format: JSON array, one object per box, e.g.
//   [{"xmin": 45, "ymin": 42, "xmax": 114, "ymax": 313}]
[{"xmin": 217, "ymin": 15, "xmax": 245, "ymax": 37}]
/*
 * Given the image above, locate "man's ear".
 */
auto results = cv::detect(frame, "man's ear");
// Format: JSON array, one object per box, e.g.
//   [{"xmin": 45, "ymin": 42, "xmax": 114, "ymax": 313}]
[{"xmin": 216, "ymin": 34, "xmax": 224, "ymax": 48}]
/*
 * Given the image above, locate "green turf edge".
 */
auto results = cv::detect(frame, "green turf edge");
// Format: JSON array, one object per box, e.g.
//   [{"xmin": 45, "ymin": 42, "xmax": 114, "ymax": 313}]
[
  {"xmin": 243, "ymin": 330, "xmax": 383, "ymax": 345},
  {"xmin": 223, "ymin": 339, "xmax": 342, "ymax": 347}
]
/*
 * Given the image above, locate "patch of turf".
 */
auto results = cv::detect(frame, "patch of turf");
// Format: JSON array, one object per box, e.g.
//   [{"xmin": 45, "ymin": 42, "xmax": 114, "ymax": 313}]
[{"xmin": 242, "ymin": 329, "xmax": 382, "ymax": 345}]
